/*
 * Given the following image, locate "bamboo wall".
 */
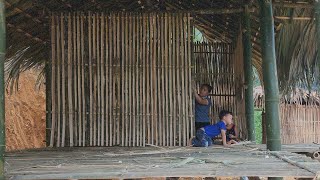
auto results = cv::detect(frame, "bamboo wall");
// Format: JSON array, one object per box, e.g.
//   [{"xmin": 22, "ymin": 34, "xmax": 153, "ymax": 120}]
[
  {"xmin": 193, "ymin": 39, "xmax": 246, "ymax": 139},
  {"xmin": 50, "ymin": 12, "xmax": 194, "ymax": 147}
]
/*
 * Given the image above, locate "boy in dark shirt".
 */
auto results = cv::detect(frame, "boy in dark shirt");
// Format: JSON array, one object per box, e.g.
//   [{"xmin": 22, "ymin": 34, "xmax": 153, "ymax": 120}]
[
  {"xmin": 194, "ymin": 84, "xmax": 213, "ymax": 130},
  {"xmin": 191, "ymin": 110, "xmax": 233, "ymax": 148}
]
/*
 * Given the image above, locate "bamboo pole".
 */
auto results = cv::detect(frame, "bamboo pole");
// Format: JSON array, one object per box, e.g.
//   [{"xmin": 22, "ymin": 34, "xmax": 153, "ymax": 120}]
[
  {"xmin": 56, "ymin": 16, "xmax": 61, "ymax": 147},
  {"xmin": 142, "ymin": 13, "xmax": 146, "ymax": 147},
  {"xmin": 259, "ymin": 0, "xmax": 282, "ymax": 152},
  {"xmin": 116, "ymin": 13, "xmax": 121, "ymax": 145},
  {"xmin": 0, "ymin": 0, "xmax": 4, "ymax": 177},
  {"xmin": 96, "ymin": 14, "xmax": 101, "ymax": 146},
  {"xmin": 50, "ymin": 15, "xmax": 56, "ymax": 147},
  {"xmin": 164, "ymin": 13, "xmax": 169, "ymax": 146},
  {"xmin": 60, "ymin": 14, "xmax": 66, "ymax": 147},
  {"xmin": 76, "ymin": 13, "xmax": 82, "ymax": 146},
  {"xmin": 46, "ymin": 48, "xmax": 52, "ymax": 147},
  {"xmin": 132, "ymin": 14, "xmax": 137, "ymax": 146},
  {"xmin": 124, "ymin": 13, "xmax": 129, "ymax": 146},
  {"xmin": 176, "ymin": 13, "xmax": 181, "ymax": 146},
  {"xmin": 137, "ymin": 14, "xmax": 141, "ymax": 146},
  {"xmin": 172, "ymin": 14, "xmax": 177, "ymax": 146},
  {"xmin": 187, "ymin": 14, "xmax": 192, "ymax": 140},
  {"xmin": 121, "ymin": 13, "xmax": 125, "ymax": 147},
  {"xmin": 139, "ymin": 13, "xmax": 144, "ymax": 146},
  {"xmin": 160, "ymin": 14, "xmax": 165, "ymax": 146},
  {"xmin": 181, "ymin": 14, "xmax": 186, "ymax": 146},
  {"xmin": 168, "ymin": 14, "xmax": 173, "ymax": 146},
  {"xmin": 109, "ymin": 13, "xmax": 114, "ymax": 146},
  {"xmin": 81, "ymin": 13, "xmax": 86, "ymax": 146},
  {"xmin": 128, "ymin": 13, "xmax": 133, "ymax": 146},
  {"xmin": 93, "ymin": 13, "xmax": 97, "ymax": 146},
  {"xmin": 243, "ymin": 5, "xmax": 256, "ymax": 142},
  {"xmin": 316, "ymin": 1, "xmax": 320, "ymax": 74},
  {"xmin": 72, "ymin": 13, "xmax": 78, "ymax": 146},
  {"xmin": 88, "ymin": 12, "xmax": 93, "ymax": 146},
  {"xmin": 146, "ymin": 14, "xmax": 151, "ymax": 145},
  {"xmin": 105, "ymin": 14, "xmax": 109, "ymax": 146},
  {"xmin": 152, "ymin": 14, "xmax": 157, "ymax": 146},
  {"xmin": 100, "ymin": 13, "xmax": 105, "ymax": 146},
  {"xmin": 67, "ymin": 13, "xmax": 74, "ymax": 147}
]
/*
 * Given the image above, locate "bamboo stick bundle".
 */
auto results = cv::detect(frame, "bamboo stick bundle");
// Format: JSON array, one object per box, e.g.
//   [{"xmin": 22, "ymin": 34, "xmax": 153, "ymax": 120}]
[
  {"xmin": 81, "ymin": 13, "xmax": 86, "ymax": 146},
  {"xmin": 72, "ymin": 13, "xmax": 78, "ymax": 146},
  {"xmin": 88, "ymin": 12, "xmax": 93, "ymax": 146},
  {"xmin": 100, "ymin": 13, "xmax": 105, "ymax": 146},
  {"xmin": 50, "ymin": 15, "xmax": 56, "ymax": 147},
  {"xmin": 67, "ymin": 13, "xmax": 74, "ymax": 147},
  {"xmin": 60, "ymin": 14, "xmax": 66, "ymax": 147}
]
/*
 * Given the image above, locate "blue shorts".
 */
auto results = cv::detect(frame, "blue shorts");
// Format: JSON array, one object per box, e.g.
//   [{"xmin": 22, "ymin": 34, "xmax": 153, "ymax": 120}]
[{"xmin": 192, "ymin": 129, "xmax": 213, "ymax": 147}]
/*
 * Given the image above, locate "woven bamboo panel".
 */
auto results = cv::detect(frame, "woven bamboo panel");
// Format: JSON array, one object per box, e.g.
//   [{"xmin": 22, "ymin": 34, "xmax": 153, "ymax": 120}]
[{"xmin": 50, "ymin": 12, "xmax": 193, "ymax": 147}]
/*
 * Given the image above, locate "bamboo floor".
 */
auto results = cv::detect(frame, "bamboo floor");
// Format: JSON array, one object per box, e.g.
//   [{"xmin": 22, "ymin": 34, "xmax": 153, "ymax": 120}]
[{"xmin": 5, "ymin": 144, "xmax": 320, "ymax": 180}]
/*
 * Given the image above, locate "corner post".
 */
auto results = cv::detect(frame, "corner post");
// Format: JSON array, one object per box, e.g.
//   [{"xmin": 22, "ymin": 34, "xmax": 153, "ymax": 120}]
[
  {"xmin": 0, "ymin": 0, "xmax": 5, "ymax": 178},
  {"xmin": 258, "ymin": 0, "xmax": 281, "ymax": 151},
  {"xmin": 242, "ymin": 5, "xmax": 256, "ymax": 142},
  {"xmin": 45, "ymin": 56, "xmax": 52, "ymax": 147}
]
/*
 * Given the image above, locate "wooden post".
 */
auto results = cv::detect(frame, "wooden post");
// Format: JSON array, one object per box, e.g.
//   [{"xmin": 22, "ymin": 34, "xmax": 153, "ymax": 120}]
[
  {"xmin": 242, "ymin": 5, "xmax": 256, "ymax": 142},
  {"xmin": 258, "ymin": 0, "xmax": 281, "ymax": 153},
  {"xmin": 0, "ymin": 0, "xmax": 4, "ymax": 178}
]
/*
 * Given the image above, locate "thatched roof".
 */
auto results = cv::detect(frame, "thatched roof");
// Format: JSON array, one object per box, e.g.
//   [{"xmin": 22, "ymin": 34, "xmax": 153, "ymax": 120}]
[
  {"xmin": 4, "ymin": 0, "xmax": 318, "ymax": 93},
  {"xmin": 254, "ymin": 86, "xmax": 320, "ymax": 108}
]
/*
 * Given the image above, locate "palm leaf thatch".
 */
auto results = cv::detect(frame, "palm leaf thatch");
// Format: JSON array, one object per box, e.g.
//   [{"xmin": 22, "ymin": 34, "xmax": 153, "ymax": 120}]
[{"xmin": 4, "ymin": 0, "xmax": 320, "ymax": 96}]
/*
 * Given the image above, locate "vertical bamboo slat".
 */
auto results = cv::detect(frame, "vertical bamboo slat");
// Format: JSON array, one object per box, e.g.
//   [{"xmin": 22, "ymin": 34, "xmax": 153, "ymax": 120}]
[
  {"xmin": 50, "ymin": 15, "xmax": 56, "ymax": 147},
  {"xmin": 67, "ymin": 14, "xmax": 74, "ymax": 147}
]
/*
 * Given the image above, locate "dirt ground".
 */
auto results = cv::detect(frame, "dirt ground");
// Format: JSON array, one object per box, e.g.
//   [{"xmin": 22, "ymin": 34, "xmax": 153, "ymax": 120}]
[{"xmin": 5, "ymin": 70, "xmax": 46, "ymax": 151}]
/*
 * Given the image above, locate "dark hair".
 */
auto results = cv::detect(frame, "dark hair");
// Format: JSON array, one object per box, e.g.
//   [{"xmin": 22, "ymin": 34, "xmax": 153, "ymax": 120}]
[
  {"xmin": 219, "ymin": 110, "xmax": 233, "ymax": 120},
  {"xmin": 200, "ymin": 84, "xmax": 213, "ymax": 93}
]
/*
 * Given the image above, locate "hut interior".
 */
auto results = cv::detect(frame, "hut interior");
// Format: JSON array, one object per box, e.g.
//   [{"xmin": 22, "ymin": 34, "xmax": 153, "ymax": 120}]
[{"xmin": 2, "ymin": 0, "xmax": 320, "ymax": 179}]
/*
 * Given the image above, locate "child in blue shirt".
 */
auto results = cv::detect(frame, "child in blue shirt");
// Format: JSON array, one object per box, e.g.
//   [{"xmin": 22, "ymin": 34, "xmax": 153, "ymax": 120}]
[
  {"xmin": 194, "ymin": 84, "xmax": 213, "ymax": 130},
  {"xmin": 191, "ymin": 110, "xmax": 233, "ymax": 148}
]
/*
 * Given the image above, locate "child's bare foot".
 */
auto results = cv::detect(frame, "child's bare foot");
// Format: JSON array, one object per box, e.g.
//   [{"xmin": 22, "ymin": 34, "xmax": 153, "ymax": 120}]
[{"xmin": 188, "ymin": 137, "xmax": 195, "ymax": 146}]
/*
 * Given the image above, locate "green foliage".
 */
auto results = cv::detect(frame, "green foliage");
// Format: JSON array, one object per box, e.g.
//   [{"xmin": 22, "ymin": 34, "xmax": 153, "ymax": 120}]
[{"xmin": 254, "ymin": 110, "xmax": 262, "ymax": 144}]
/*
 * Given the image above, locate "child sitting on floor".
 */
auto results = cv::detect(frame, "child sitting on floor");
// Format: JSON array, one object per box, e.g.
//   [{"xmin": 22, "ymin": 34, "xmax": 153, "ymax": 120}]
[
  {"xmin": 190, "ymin": 110, "xmax": 233, "ymax": 148},
  {"xmin": 226, "ymin": 122, "xmax": 239, "ymax": 144}
]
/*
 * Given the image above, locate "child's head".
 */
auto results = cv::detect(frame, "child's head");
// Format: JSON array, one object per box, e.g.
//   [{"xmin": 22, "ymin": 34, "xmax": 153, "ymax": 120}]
[
  {"xmin": 199, "ymin": 84, "xmax": 213, "ymax": 97},
  {"xmin": 219, "ymin": 110, "xmax": 233, "ymax": 124}
]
